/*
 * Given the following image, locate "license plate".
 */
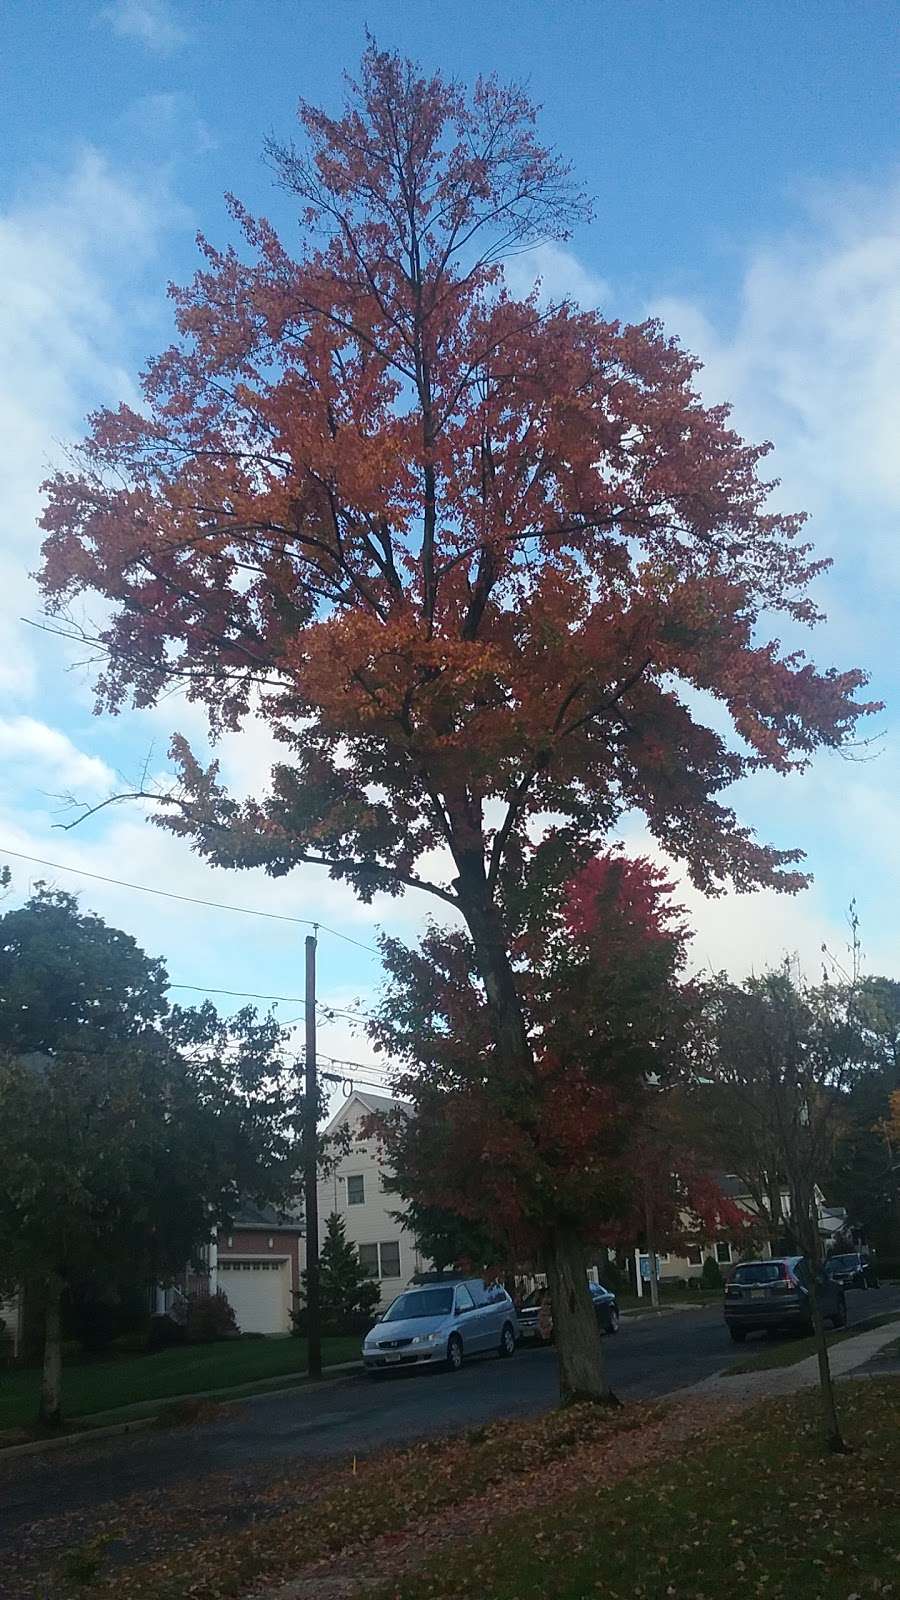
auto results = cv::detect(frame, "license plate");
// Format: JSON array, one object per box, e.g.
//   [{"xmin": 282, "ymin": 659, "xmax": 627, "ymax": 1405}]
[{"xmin": 750, "ymin": 1288, "xmax": 765, "ymax": 1300}]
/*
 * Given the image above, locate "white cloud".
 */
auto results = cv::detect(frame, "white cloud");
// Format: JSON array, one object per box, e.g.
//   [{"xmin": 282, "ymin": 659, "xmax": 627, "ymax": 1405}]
[
  {"xmin": 0, "ymin": 147, "xmax": 182, "ymax": 703},
  {"xmin": 100, "ymin": 0, "xmax": 187, "ymax": 52},
  {"xmin": 649, "ymin": 175, "xmax": 900, "ymax": 575},
  {"xmin": 123, "ymin": 92, "xmax": 216, "ymax": 155},
  {"xmin": 502, "ymin": 242, "xmax": 611, "ymax": 310},
  {"xmin": 0, "ymin": 717, "xmax": 114, "ymax": 792}
]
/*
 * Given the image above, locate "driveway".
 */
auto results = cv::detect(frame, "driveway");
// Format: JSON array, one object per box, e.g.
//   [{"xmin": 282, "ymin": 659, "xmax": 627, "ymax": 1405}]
[{"xmin": 2, "ymin": 1285, "xmax": 898, "ymax": 1568}]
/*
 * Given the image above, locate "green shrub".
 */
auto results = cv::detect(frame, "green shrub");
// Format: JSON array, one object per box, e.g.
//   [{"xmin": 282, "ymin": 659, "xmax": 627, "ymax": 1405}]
[
  {"xmin": 186, "ymin": 1290, "xmax": 239, "ymax": 1343},
  {"xmin": 701, "ymin": 1255, "xmax": 724, "ymax": 1293}
]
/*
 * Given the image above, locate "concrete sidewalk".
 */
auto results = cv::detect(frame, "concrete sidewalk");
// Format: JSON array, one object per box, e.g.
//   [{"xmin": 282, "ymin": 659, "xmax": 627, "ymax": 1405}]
[{"xmin": 683, "ymin": 1315, "xmax": 900, "ymax": 1405}]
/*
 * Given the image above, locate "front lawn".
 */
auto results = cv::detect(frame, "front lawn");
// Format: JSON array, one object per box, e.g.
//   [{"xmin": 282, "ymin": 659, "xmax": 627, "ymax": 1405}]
[
  {"xmin": 383, "ymin": 1380, "xmax": 900, "ymax": 1600},
  {"xmin": 0, "ymin": 1334, "xmax": 360, "ymax": 1433}
]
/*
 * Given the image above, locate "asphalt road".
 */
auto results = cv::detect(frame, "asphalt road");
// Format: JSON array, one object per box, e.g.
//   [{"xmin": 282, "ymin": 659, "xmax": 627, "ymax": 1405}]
[{"xmin": 2, "ymin": 1285, "xmax": 899, "ymax": 1551}]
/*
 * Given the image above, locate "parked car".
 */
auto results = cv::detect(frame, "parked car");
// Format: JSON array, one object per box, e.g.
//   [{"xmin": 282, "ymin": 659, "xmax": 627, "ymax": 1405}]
[
  {"xmin": 517, "ymin": 1281, "xmax": 620, "ymax": 1343},
  {"xmin": 824, "ymin": 1251, "xmax": 879, "ymax": 1290},
  {"xmin": 723, "ymin": 1256, "xmax": 847, "ymax": 1343},
  {"xmin": 362, "ymin": 1279, "xmax": 518, "ymax": 1374}
]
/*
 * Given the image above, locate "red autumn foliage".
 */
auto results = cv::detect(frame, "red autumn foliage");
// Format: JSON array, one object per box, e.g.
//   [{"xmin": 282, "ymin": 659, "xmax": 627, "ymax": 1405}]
[{"xmin": 375, "ymin": 854, "xmax": 701, "ymax": 1251}]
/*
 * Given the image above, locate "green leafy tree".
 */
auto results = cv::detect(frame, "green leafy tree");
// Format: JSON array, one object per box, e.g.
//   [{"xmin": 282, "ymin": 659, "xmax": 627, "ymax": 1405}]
[
  {"xmin": 708, "ymin": 964, "xmax": 865, "ymax": 1452},
  {"xmin": 298, "ymin": 1212, "xmax": 379, "ymax": 1333},
  {"xmin": 0, "ymin": 888, "xmax": 298, "ymax": 1426},
  {"xmin": 827, "ymin": 978, "xmax": 900, "ymax": 1255}
]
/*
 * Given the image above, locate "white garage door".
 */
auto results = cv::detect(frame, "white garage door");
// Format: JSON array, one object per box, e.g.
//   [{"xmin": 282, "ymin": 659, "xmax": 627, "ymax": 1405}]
[{"xmin": 218, "ymin": 1259, "xmax": 290, "ymax": 1335}]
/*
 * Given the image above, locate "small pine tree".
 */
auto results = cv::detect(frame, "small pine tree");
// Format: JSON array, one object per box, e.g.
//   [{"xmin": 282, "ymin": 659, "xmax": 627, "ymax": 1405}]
[
  {"xmin": 701, "ymin": 1254, "xmax": 724, "ymax": 1293},
  {"xmin": 298, "ymin": 1213, "xmax": 380, "ymax": 1334}
]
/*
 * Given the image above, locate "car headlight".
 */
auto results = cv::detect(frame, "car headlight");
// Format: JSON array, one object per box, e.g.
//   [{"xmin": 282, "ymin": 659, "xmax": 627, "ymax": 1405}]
[{"xmin": 411, "ymin": 1332, "xmax": 438, "ymax": 1346}]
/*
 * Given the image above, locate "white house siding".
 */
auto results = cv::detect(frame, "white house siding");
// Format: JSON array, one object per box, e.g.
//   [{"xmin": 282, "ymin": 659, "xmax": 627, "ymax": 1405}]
[{"xmin": 319, "ymin": 1092, "xmax": 428, "ymax": 1309}]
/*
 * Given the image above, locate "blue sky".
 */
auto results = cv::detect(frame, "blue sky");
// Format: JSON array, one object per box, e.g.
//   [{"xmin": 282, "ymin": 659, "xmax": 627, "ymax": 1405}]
[{"xmin": 1, "ymin": 0, "xmax": 899, "ymax": 1086}]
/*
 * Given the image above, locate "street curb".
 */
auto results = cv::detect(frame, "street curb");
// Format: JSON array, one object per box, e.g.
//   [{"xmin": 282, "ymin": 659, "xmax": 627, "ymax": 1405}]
[
  {"xmin": 0, "ymin": 1415, "xmax": 157, "ymax": 1461},
  {"xmin": 0, "ymin": 1359, "xmax": 366, "ymax": 1460}
]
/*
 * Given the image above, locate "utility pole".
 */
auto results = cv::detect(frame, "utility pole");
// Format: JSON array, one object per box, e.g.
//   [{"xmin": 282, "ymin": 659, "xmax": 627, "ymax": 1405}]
[
  {"xmin": 304, "ymin": 931, "xmax": 322, "ymax": 1379},
  {"xmin": 644, "ymin": 1192, "xmax": 661, "ymax": 1312}
]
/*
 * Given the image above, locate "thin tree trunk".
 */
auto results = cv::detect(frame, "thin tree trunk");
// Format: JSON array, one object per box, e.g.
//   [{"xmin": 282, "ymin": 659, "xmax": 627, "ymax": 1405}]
[
  {"xmin": 545, "ymin": 1224, "xmax": 616, "ymax": 1406},
  {"xmin": 39, "ymin": 1275, "xmax": 63, "ymax": 1429},
  {"xmin": 808, "ymin": 1274, "xmax": 847, "ymax": 1454}
]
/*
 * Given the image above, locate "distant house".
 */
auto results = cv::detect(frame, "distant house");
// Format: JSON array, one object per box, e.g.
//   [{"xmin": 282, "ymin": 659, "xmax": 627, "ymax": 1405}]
[
  {"xmin": 319, "ymin": 1091, "xmax": 428, "ymax": 1307},
  {"xmin": 155, "ymin": 1200, "xmax": 305, "ymax": 1336},
  {"xmin": 632, "ymin": 1174, "xmax": 841, "ymax": 1295}
]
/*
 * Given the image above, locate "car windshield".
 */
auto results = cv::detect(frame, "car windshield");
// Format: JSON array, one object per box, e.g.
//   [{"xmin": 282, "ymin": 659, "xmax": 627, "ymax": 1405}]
[
  {"xmin": 382, "ymin": 1289, "xmax": 453, "ymax": 1321},
  {"xmin": 827, "ymin": 1255, "xmax": 859, "ymax": 1271},
  {"xmin": 521, "ymin": 1290, "xmax": 545, "ymax": 1310},
  {"xmin": 730, "ymin": 1263, "xmax": 783, "ymax": 1285}
]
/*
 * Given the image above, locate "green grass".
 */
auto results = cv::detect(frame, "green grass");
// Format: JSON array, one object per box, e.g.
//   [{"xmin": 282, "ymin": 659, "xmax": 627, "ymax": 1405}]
[
  {"xmin": 0, "ymin": 1334, "xmax": 360, "ymax": 1433},
  {"xmin": 725, "ymin": 1310, "xmax": 900, "ymax": 1374},
  {"xmin": 381, "ymin": 1380, "xmax": 900, "ymax": 1600}
]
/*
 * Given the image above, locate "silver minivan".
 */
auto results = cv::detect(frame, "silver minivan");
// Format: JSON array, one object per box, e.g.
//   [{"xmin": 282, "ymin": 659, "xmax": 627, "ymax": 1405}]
[{"xmin": 362, "ymin": 1278, "xmax": 518, "ymax": 1374}]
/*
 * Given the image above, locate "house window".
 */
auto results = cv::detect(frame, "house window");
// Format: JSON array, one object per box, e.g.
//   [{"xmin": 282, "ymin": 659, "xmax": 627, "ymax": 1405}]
[
  {"xmin": 380, "ymin": 1241, "xmax": 401, "ymax": 1278},
  {"xmin": 687, "ymin": 1246, "xmax": 703, "ymax": 1267},
  {"xmin": 358, "ymin": 1243, "xmax": 379, "ymax": 1278},
  {"xmin": 716, "ymin": 1241, "xmax": 732, "ymax": 1264},
  {"xmin": 346, "ymin": 1174, "xmax": 365, "ymax": 1205}
]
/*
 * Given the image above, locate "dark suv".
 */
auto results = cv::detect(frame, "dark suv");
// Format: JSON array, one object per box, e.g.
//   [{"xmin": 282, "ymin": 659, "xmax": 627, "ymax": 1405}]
[
  {"xmin": 724, "ymin": 1257, "xmax": 847, "ymax": 1343},
  {"xmin": 517, "ymin": 1282, "xmax": 619, "ymax": 1342},
  {"xmin": 824, "ymin": 1252, "xmax": 879, "ymax": 1290}
]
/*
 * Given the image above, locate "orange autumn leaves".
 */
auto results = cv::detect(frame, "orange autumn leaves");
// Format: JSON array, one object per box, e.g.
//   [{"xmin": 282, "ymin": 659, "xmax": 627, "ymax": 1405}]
[{"xmin": 37, "ymin": 45, "xmax": 876, "ymax": 915}]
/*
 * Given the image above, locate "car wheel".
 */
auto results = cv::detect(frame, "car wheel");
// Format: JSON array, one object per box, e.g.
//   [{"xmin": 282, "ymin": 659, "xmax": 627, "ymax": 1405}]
[
  {"xmin": 729, "ymin": 1326, "xmax": 747, "ymax": 1343},
  {"xmin": 446, "ymin": 1333, "xmax": 464, "ymax": 1373},
  {"xmin": 498, "ymin": 1322, "xmax": 516, "ymax": 1358},
  {"xmin": 605, "ymin": 1305, "xmax": 620, "ymax": 1335}
]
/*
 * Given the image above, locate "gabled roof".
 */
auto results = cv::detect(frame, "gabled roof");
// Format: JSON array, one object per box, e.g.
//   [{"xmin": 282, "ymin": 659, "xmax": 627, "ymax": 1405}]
[
  {"xmin": 353, "ymin": 1090, "xmax": 412, "ymax": 1118},
  {"xmin": 228, "ymin": 1198, "xmax": 304, "ymax": 1233},
  {"xmin": 325, "ymin": 1088, "xmax": 412, "ymax": 1134}
]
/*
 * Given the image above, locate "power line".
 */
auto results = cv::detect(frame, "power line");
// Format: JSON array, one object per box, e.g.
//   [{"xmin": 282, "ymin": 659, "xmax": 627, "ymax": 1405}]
[
  {"xmin": 0, "ymin": 847, "xmax": 380, "ymax": 955},
  {"xmin": 167, "ymin": 982, "xmax": 376, "ymax": 1023}
]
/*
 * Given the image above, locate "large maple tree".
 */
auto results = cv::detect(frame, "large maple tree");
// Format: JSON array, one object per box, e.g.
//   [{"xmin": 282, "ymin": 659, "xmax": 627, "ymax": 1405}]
[
  {"xmin": 39, "ymin": 47, "xmax": 874, "ymax": 1398},
  {"xmin": 371, "ymin": 852, "xmax": 730, "ymax": 1397}
]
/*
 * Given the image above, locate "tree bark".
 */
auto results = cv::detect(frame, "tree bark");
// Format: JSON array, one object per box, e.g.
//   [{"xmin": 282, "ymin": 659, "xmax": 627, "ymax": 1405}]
[
  {"xmin": 545, "ymin": 1224, "xmax": 616, "ymax": 1405},
  {"xmin": 796, "ymin": 1178, "xmax": 847, "ymax": 1455},
  {"xmin": 807, "ymin": 1273, "xmax": 847, "ymax": 1454},
  {"xmin": 39, "ymin": 1275, "xmax": 63, "ymax": 1429},
  {"xmin": 453, "ymin": 850, "xmax": 611, "ymax": 1405}
]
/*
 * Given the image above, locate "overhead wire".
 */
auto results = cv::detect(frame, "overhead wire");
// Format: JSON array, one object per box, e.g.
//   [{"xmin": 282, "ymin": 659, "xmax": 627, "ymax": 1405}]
[
  {"xmin": 167, "ymin": 982, "xmax": 377, "ymax": 1023},
  {"xmin": 1, "ymin": 846, "xmax": 407, "ymax": 1094},
  {"xmin": 0, "ymin": 847, "xmax": 381, "ymax": 954}
]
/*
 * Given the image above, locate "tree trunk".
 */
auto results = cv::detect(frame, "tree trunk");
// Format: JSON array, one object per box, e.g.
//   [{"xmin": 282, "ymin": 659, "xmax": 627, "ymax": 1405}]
[
  {"xmin": 453, "ymin": 854, "xmax": 612, "ymax": 1406},
  {"xmin": 39, "ymin": 1275, "xmax": 63, "ymax": 1429},
  {"xmin": 545, "ymin": 1224, "xmax": 616, "ymax": 1405},
  {"xmin": 807, "ymin": 1273, "xmax": 847, "ymax": 1454}
]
